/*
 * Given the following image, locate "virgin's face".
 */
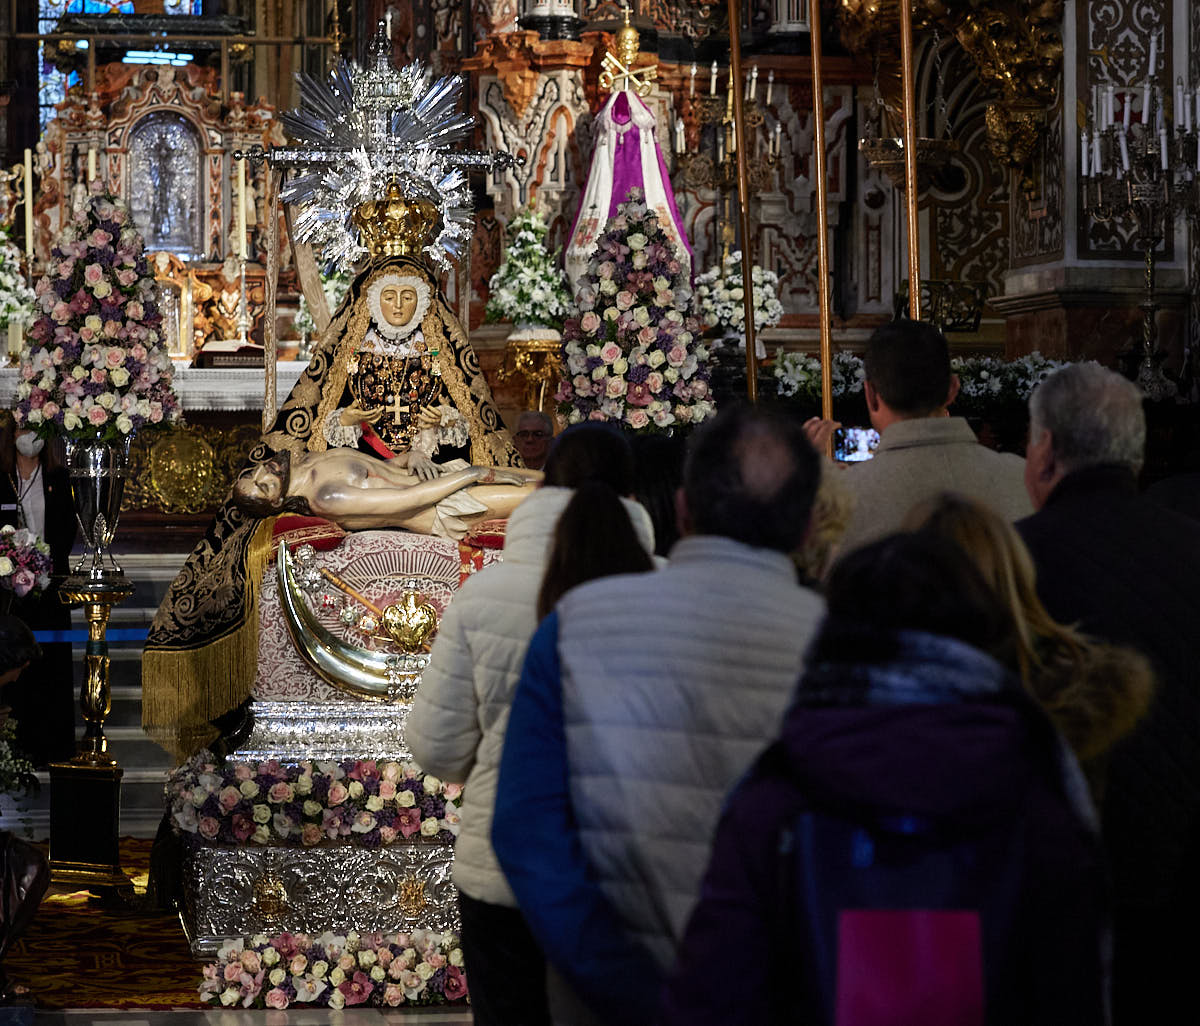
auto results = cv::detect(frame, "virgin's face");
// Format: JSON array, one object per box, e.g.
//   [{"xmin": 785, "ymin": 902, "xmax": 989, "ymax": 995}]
[{"xmin": 379, "ymin": 284, "xmax": 421, "ymax": 328}]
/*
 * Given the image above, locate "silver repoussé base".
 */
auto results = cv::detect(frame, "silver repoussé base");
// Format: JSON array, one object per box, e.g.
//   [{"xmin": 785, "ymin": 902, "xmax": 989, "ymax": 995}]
[
  {"xmin": 182, "ymin": 843, "xmax": 459, "ymax": 959},
  {"xmin": 180, "ymin": 698, "xmax": 460, "ymax": 958}
]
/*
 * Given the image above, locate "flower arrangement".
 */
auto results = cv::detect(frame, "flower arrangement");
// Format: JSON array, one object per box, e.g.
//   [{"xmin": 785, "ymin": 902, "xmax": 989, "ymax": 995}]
[
  {"xmin": 0, "ymin": 236, "xmax": 35, "ymax": 330},
  {"xmin": 14, "ymin": 186, "xmax": 180, "ymax": 442},
  {"xmin": 168, "ymin": 752, "xmax": 463, "ymax": 848},
  {"xmin": 950, "ymin": 352, "xmax": 1073, "ymax": 417},
  {"xmin": 295, "ymin": 267, "xmax": 352, "ymax": 361},
  {"xmin": 199, "ymin": 928, "xmax": 468, "ymax": 1010},
  {"xmin": 486, "ymin": 203, "xmax": 572, "ymax": 331},
  {"xmin": 774, "ymin": 349, "xmax": 866, "ymax": 402},
  {"xmin": 0, "ymin": 524, "xmax": 52, "ymax": 600},
  {"xmin": 0, "ymin": 716, "xmax": 38, "ymax": 798},
  {"xmin": 556, "ymin": 189, "xmax": 714, "ymax": 431},
  {"xmin": 693, "ymin": 250, "xmax": 784, "ymax": 343}
]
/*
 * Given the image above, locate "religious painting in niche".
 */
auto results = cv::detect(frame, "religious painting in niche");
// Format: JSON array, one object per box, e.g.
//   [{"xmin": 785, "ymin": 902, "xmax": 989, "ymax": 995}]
[{"xmin": 128, "ymin": 112, "xmax": 203, "ymax": 259}]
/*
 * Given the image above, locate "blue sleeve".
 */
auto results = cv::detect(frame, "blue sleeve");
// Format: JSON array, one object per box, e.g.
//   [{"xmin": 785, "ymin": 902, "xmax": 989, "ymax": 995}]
[{"xmin": 493, "ymin": 612, "xmax": 662, "ymax": 1022}]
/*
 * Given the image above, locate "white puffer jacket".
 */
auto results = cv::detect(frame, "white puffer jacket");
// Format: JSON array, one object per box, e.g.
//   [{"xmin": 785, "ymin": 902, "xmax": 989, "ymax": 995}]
[{"xmin": 406, "ymin": 485, "xmax": 656, "ymax": 905}]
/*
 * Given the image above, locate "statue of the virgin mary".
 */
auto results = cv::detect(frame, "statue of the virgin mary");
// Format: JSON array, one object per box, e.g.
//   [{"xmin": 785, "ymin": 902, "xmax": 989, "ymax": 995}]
[{"xmin": 143, "ymin": 38, "xmax": 520, "ymax": 759}]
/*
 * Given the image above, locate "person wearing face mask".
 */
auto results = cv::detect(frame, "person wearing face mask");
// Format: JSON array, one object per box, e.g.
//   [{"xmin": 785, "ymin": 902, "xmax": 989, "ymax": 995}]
[{"xmin": 0, "ymin": 414, "xmax": 78, "ymax": 767}]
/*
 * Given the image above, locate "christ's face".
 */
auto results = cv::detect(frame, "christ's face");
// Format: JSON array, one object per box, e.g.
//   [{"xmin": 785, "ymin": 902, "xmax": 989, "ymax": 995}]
[{"xmin": 379, "ymin": 284, "xmax": 421, "ymax": 328}]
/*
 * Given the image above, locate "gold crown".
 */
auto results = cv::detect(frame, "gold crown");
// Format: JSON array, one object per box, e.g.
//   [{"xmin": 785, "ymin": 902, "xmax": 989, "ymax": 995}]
[{"xmin": 351, "ymin": 180, "xmax": 440, "ymax": 258}]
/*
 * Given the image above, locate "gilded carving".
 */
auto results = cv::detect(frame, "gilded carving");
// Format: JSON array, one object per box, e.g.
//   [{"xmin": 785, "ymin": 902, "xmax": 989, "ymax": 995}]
[{"xmin": 123, "ymin": 424, "xmax": 260, "ymax": 514}]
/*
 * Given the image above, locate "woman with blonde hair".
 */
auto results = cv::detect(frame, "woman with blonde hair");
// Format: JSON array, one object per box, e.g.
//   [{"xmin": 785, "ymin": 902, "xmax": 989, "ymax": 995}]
[{"xmin": 905, "ymin": 492, "xmax": 1154, "ymax": 776}]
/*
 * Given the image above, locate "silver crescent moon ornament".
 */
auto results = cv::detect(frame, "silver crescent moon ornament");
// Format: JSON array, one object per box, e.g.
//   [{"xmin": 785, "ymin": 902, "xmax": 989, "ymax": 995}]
[{"xmin": 276, "ymin": 541, "xmax": 427, "ymax": 702}]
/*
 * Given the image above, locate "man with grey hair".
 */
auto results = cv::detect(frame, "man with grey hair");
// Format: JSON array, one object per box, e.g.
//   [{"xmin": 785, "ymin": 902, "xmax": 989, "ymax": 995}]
[
  {"xmin": 1018, "ymin": 362, "xmax": 1200, "ymax": 1024},
  {"xmin": 512, "ymin": 410, "xmax": 553, "ymax": 470}
]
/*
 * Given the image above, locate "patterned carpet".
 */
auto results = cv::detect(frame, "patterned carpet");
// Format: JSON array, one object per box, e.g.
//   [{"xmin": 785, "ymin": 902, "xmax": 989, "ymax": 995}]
[{"xmin": 4, "ymin": 838, "xmax": 205, "ymax": 1010}]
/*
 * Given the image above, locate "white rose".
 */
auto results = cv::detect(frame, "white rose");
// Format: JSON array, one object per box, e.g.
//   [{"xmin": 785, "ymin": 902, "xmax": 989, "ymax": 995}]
[
  {"xmin": 348, "ymin": 780, "xmax": 364, "ymax": 798},
  {"xmin": 422, "ymin": 775, "xmax": 442, "ymax": 793},
  {"xmin": 449, "ymin": 947, "xmax": 464, "ymax": 967},
  {"xmin": 98, "ymin": 392, "xmax": 116, "ymax": 410},
  {"xmin": 116, "ymin": 414, "xmax": 133, "ymax": 434},
  {"xmin": 329, "ymin": 967, "xmax": 345, "ymax": 986},
  {"xmin": 0, "ymin": 557, "xmax": 13, "ymax": 575},
  {"xmin": 328, "ymin": 990, "xmax": 345, "ymax": 1010},
  {"xmin": 415, "ymin": 961, "xmax": 436, "ymax": 980},
  {"xmin": 110, "ymin": 367, "xmax": 130, "ymax": 387},
  {"xmin": 269, "ymin": 968, "xmax": 286, "ymax": 986},
  {"xmin": 419, "ymin": 817, "xmax": 440, "ymax": 837},
  {"xmin": 261, "ymin": 948, "xmax": 280, "ymax": 966}
]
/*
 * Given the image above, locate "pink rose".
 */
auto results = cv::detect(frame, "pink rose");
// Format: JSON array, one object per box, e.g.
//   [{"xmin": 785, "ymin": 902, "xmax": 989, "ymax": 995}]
[
  {"xmin": 267, "ymin": 782, "xmax": 294, "ymax": 804},
  {"xmin": 126, "ymin": 301, "xmax": 144, "ymax": 320},
  {"xmin": 83, "ymin": 263, "xmax": 104, "ymax": 285},
  {"xmin": 327, "ymin": 782, "xmax": 348, "ymax": 806},
  {"xmin": 88, "ymin": 229, "xmax": 112, "ymax": 248},
  {"xmin": 42, "ymin": 401, "xmax": 60, "ymax": 420},
  {"xmin": 442, "ymin": 966, "xmax": 468, "ymax": 1001},
  {"xmin": 240, "ymin": 950, "xmax": 261, "ymax": 973},
  {"xmin": 130, "ymin": 343, "xmax": 147, "ymax": 361},
  {"xmin": 605, "ymin": 376, "xmax": 627, "ymax": 398},
  {"xmin": 233, "ymin": 763, "xmax": 253, "ymax": 781},
  {"xmin": 626, "ymin": 409, "xmax": 650, "ymax": 430},
  {"xmin": 580, "ymin": 311, "xmax": 601, "ymax": 334},
  {"xmin": 600, "ymin": 342, "xmax": 621, "ymax": 364},
  {"xmin": 426, "ymin": 953, "xmax": 446, "ymax": 969},
  {"xmin": 90, "ymin": 368, "xmax": 107, "ymax": 384},
  {"xmin": 646, "ymin": 372, "xmax": 664, "ymax": 393},
  {"xmin": 383, "ymin": 983, "xmax": 404, "ymax": 1006},
  {"xmin": 11, "ymin": 570, "xmax": 36, "ymax": 598},
  {"xmin": 378, "ymin": 825, "xmax": 398, "ymax": 844},
  {"xmin": 51, "ymin": 301, "xmax": 71, "ymax": 323},
  {"xmin": 117, "ymin": 268, "xmax": 138, "ymax": 286},
  {"xmin": 337, "ymin": 954, "xmax": 356, "ymax": 973},
  {"xmin": 57, "ymin": 261, "xmax": 73, "ymax": 279},
  {"xmin": 376, "ymin": 948, "xmax": 394, "ymax": 968},
  {"xmin": 615, "ymin": 290, "xmax": 635, "ymax": 311},
  {"xmin": 667, "ymin": 345, "xmax": 687, "ymax": 367},
  {"xmin": 288, "ymin": 955, "xmax": 307, "ymax": 975},
  {"xmin": 637, "ymin": 326, "xmax": 657, "ymax": 346},
  {"xmin": 223, "ymin": 962, "xmax": 242, "ymax": 983},
  {"xmin": 264, "ymin": 988, "xmax": 289, "ymax": 1010},
  {"xmin": 378, "ymin": 780, "xmax": 397, "ymax": 801},
  {"xmin": 218, "ymin": 786, "xmax": 242, "ymax": 812},
  {"xmin": 86, "ymin": 406, "xmax": 109, "ymax": 426},
  {"xmin": 105, "ymin": 348, "xmax": 124, "ymax": 368},
  {"xmin": 443, "ymin": 783, "xmax": 463, "ymax": 801},
  {"xmin": 301, "ymin": 823, "xmax": 322, "ymax": 846},
  {"xmin": 396, "ymin": 808, "xmax": 421, "ymax": 838}
]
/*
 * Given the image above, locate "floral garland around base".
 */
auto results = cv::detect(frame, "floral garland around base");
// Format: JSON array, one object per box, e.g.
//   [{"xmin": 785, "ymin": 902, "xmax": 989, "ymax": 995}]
[
  {"xmin": 200, "ymin": 929, "xmax": 468, "ymax": 1009},
  {"xmin": 168, "ymin": 752, "xmax": 462, "ymax": 848}
]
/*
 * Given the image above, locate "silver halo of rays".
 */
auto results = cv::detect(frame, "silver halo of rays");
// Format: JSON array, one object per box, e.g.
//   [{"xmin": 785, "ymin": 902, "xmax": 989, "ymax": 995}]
[{"xmin": 267, "ymin": 21, "xmax": 516, "ymax": 272}]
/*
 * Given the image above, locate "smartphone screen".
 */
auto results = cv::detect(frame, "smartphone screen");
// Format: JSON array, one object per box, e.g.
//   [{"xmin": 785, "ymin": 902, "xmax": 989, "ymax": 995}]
[{"xmin": 834, "ymin": 427, "xmax": 880, "ymax": 462}]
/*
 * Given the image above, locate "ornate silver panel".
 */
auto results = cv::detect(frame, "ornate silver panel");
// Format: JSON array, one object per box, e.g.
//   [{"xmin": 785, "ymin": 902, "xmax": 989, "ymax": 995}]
[
  {"xmin": 236, "ymin": 700, "xmax": 414, "ymax": 763},
  {"xmin": 128, "ymin": 111, "xmax": 203, "ymax": 258},
  {"xmin": 182, "ymin": 843, "xmax": 460, "ymax": 959}
]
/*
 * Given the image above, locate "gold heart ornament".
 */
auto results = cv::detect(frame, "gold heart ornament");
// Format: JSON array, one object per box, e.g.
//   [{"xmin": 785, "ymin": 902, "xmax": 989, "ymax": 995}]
[{"xmin": 381, "ymin": 591, "xmax": 439, "ymax": 652}]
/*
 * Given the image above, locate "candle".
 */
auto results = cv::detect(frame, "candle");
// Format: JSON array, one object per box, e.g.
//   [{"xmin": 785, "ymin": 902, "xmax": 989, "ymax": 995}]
[
  {"xmin": 1143, "ymin": 81, "xmax": 1151, "ymax": 124},
  {"xmin": 766, "ymin": 69, "xmax": 774, "ymax": 106},
  {"xmin": 87, "ymin": 147, "xmax": 96, "ymax": 183},
  {"xmin": 689, "ymin": 63, "xmax": 697, "ymax": 98},
  {"xmin": 1148, "ymin": 31, "xmax": 1157, "ymax": 79},
  {"xmin": 1119, "ymin": 131, "xmax": 1130, "ymax": 172},
  {"xmin": 773, "ymin": 122, "xmax": 782, "ymax": 157},
  {"xmin": 1187, "ymin": 87, "xmax": 1193, "ymax": 132},
  {"xmin": 1081, "ymin": 130, "xmax": 1089, "ymax": 177},
  {"xmin": 1105, "ymin": 83, "xmax": 1114, "ymax": 128},
  {"xmin": 750, "ymin": 65, "xmax": 758, "ymax": 102},
  {"xmin": 717, "ymin": 130, "xmax": 725, "ymax": 163},
  {"xmin": 1177, "ymin": 79, "xmax": 1185, "ymax": 123},
  {"xmin": 1195, "ymin": 86, "xmax": 1200, "ymax": 132},
  {"xmin": 22, "ymin": 148, "xmax": 32, "ymax": 259},
  {"xmin": 674, "ymin": 117, "xmax": 684, "ymax": 153},
  {"xmin": 1160, "ymin": 127, "xmax": 1168, "ymax": 170},
  {"xmin": 1093, "ymin": 132, "xmax": 1102, "ymax": 175},
  {"xmin": 709, "ymin": 61, "xmax": 717, "ymax": 95},
  {"xmin": 1123, "ymin": 90, "xmax": 1131, "ymax": 130},
  {"xmin": 728, "ymin": 123, "xmax": 736, "ymax": 154},
  {"xmin": 236, "ymin": 158, "xmax": 247, "ymax": 260}
]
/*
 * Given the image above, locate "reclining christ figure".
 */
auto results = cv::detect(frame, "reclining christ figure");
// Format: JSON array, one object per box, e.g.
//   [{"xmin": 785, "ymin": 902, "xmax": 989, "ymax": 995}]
[{"xmin": 232, "ymin": 447, "xmax": 539, "ymax": 539}]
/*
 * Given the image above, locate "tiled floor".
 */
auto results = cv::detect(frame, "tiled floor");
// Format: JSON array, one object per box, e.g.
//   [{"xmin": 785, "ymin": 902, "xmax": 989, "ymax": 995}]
[{"xmin": 27, "ymin": 1012, "xmax": 472, "ymax": 1025}]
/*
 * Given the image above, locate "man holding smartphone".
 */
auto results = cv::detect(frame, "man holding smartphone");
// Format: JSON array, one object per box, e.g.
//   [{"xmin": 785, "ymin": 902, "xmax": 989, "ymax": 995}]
[{"xmin": 831, "ymin": 320, "xmax": 1031, "ymax": 555}]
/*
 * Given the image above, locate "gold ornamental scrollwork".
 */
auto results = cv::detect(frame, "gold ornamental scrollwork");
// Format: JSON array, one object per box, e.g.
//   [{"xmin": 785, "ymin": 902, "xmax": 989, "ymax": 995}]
[
  {"xmin": 398, "ymin": 874, "xmax": 428, "ymax": 918},
  {"xmin": 838, "ymin": 0, "xmax": 1063, "ymax": 189},
  {"xmin": 498, "ymin": 334, "xmax": 564, "ymax": 416},
  {"xmin": 123, "ymin": 424, "xmax": 262, "ymax": 514}
]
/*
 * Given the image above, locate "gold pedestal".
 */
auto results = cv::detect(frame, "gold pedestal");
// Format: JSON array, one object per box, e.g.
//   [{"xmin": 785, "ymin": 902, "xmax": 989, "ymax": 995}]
[
  {"xmin": 49, "ymin": 578, "xmax": 136, "ymax": 900},
  {"xmin": 499, "ymin": 333, "xmax": 563, "ymax": 416}
]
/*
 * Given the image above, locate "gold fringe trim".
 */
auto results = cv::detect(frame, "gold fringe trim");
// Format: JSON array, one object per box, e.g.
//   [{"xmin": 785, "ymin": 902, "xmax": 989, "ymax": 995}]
[{"xmin": 141, "ymin": 517, "xmax": 277, "ymax": 762}]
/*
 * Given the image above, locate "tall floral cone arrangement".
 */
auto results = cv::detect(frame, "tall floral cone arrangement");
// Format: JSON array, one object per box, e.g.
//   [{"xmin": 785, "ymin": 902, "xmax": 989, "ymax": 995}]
[
  {"xmin": 15, "ymin": 185, "xmax": 180, "ymax": 441},
  {"xmin": 485, "ymin": 203, "xmax": 571, "ymax": 332},
  {"xmin": 0, "ymin": 236, "xmax": 35, "ymax": 333},
  {"xmin": 557, "ymin": 189, "xmax": 714, "ymax": 431}
]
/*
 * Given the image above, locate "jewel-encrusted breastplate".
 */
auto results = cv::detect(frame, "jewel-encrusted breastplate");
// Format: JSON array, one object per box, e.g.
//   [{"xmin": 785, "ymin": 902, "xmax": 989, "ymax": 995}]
[{"xmin": 347, "ymin": 345, "xmax": 442, "ymax": 452}]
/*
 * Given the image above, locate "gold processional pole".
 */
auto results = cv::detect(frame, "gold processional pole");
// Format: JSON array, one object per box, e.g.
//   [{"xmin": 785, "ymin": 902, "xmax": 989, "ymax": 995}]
[
  {"xmin": 899, "ymin": 0, "xmax": 921, "ymax": 319},
  {"xmin": 807, "ymin": 0, "xmax": 833, "ymax": 433},
  {"xmin": 727, "ymin": 0, "xmax": 758, "ymax": 402}
]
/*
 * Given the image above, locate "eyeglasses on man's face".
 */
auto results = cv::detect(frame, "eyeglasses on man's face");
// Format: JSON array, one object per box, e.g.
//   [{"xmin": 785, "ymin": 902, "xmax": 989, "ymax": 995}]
[{"xmin": 514, "ymin": 430, "xmax": 549, "ymax": 441}]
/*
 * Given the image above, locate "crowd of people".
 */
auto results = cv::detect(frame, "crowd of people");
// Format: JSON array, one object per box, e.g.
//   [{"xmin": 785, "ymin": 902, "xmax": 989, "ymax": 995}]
[{"xmin": 409, "ymin": 319, "xmax": 1199, "ymax": 1025}]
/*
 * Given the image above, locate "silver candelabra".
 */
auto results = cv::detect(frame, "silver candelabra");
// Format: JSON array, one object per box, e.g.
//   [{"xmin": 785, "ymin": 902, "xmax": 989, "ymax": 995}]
[{"xmin": 1081, "ymin": 45, "xmax": 1200, "ymax": 400}]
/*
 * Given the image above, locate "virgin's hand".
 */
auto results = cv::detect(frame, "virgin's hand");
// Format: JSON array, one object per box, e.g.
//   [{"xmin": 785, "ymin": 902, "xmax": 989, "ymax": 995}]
[
  {"xmin": 340, "ymin": 404, "xmax": 382, "ymax": 426},
  {"xmin": 415, "ymin": 405, "xmax": 443, "ymax": 431},
  {"xmin": 408, "ymin": 454, "xmax": 439, "ymax": 481}
]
